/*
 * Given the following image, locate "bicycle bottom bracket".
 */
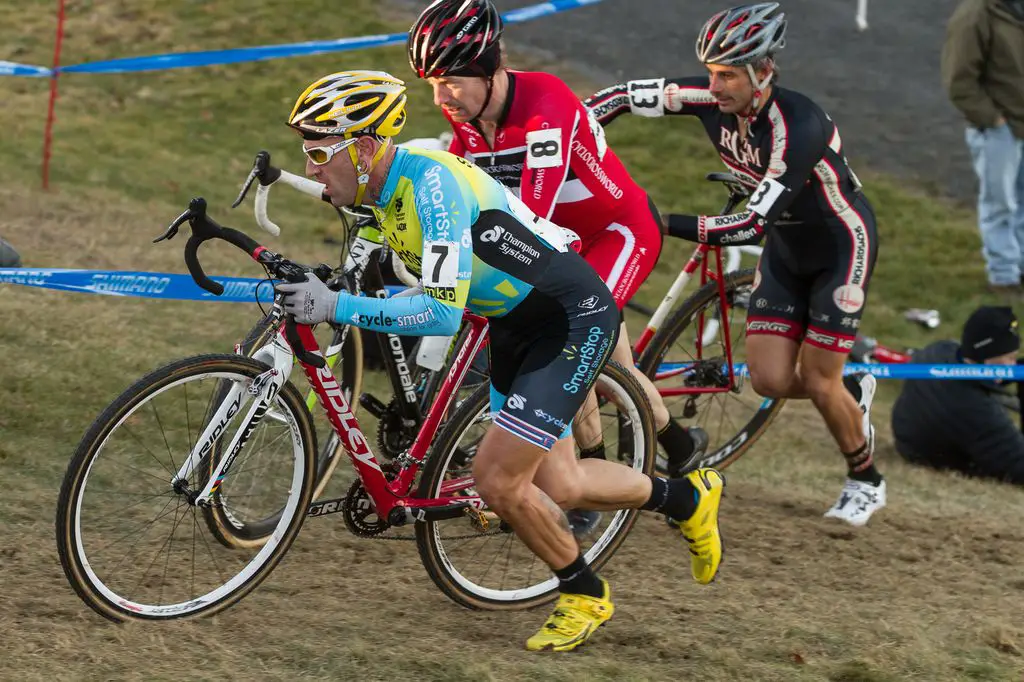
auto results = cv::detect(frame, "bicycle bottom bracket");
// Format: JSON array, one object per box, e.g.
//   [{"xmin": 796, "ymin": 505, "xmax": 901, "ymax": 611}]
[{"xmin": 342, "ymin": 480, "xmax": 390, "ymax": 537}]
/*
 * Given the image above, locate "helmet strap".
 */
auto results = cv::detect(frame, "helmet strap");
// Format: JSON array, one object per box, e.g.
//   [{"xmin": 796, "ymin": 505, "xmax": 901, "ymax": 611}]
[
  {"xmin": 471, "ymin": 73, "xmax": 496, "ymax": 122},
  {"xmin": 348, "ymin": 138, "xmax": 391, "ymax": 207},
  {"xmin": 743, "ymin": 63, "xmax": 774, "ymax": 131}
]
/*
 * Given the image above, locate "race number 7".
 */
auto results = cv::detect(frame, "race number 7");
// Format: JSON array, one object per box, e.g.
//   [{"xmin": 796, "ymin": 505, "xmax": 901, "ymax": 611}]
[{"xmin": 423, "ymin": 242, "xmax": 459, "ymax": 288}]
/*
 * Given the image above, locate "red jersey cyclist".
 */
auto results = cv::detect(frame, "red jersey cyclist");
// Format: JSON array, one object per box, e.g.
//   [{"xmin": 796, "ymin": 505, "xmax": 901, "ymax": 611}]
[{"xmin": 406, "ymin": 0, "xmax": 708, "ymax": 496}]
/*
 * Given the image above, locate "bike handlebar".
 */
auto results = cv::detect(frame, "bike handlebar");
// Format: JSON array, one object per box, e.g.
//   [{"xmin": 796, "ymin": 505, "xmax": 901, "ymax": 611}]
[
  {"xmin": 154, "ymin": 196, "xmax": 327, "ymax": 368},
  {"xmin": 233, "ymin": 151, "xmax": 329, "ymax": 236}
]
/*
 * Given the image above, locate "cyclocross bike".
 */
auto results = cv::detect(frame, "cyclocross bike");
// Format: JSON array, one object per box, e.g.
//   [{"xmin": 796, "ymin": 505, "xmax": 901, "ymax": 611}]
[{"xmin": 55, "ymin": 197, "xmax": 656, "ymax": 622}]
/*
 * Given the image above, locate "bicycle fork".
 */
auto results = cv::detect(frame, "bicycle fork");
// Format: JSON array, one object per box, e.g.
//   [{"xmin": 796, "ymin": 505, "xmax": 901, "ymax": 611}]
[{"xmin": 171, "ymin": 335, "xmax": 295, "ymax": 506}]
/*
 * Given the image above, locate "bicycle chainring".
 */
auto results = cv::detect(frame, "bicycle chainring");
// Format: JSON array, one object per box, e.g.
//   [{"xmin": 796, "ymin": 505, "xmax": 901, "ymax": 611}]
[
  {"xmin": 375, "ymin": 397, "xmax": 417, "ymax": 460},
  {"xmin": 342, "ymin": 480, "xmax": 390, "ymax": 537}
]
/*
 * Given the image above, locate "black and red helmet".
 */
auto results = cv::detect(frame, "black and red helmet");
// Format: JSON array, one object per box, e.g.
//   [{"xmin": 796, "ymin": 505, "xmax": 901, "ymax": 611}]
[{"xmin": 407, "ymin": 0, "xmax": 503, "ymax": 79}]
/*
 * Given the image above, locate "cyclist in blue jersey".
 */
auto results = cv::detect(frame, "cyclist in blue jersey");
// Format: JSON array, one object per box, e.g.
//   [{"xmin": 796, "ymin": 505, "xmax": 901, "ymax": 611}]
[{"xmin": 274, "ymin": 71, "xmax": 725, "ymax": 652}]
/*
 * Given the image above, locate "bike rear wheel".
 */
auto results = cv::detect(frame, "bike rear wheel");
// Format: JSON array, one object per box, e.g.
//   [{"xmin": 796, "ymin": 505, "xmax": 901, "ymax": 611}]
[
  {"xmin": 414, "ymin": 360, "xmax": 656, "ymax": 610},
  {"xmin": 56, "ymin": 354, "xmax": 317, "ymax": 622},
  {"xmin": 637, "ymin": 268, "xmax": 785, "ymax": 472}
]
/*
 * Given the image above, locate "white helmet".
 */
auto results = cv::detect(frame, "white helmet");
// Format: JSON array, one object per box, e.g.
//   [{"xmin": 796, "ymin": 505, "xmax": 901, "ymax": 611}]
[{"xmin": 696, "ymin": 3, "xmax": 787, "ymax": 67}]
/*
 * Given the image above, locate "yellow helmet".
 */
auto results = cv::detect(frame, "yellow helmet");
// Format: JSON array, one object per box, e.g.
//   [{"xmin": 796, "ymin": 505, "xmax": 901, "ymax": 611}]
[{"xmin": 288, "ymin": 70, "xmax": 408, "ymax": 139}]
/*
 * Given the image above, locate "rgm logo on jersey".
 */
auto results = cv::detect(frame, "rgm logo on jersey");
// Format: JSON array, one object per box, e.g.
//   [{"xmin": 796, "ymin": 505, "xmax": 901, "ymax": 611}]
[
  {"xmin": 563, "ymin": 326, "xmax": 611, "ymax": 395},
  {"xmin": 719, "ymin": 128, "xmax": 763, "ymax": 169},
  {"xmin": 534, "ymin": 408, "xmax": 568, "ymax": 431},
  {"xmin": 833, "ymin": 284, "xmax": 865, "ymax": 314},
  {"xmin": 507, "ymin": 393, "xmax": 527, "ymax": 410}
]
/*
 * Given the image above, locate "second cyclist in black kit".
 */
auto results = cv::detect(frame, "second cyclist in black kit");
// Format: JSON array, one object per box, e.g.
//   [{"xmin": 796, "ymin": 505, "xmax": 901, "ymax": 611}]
[{"xmin": 586, "ymin": 2, "xmax": 886, "ymax": 526}]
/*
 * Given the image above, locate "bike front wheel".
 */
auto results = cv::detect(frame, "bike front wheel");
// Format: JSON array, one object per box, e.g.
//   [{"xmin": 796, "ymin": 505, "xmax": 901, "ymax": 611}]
[
  {"xmin": 637, "ymin": 268, "xmax": 785, "ymax": 472},
  {"xmin": 56, "ymin": 354, "xmax": 317, "ymax": 622},
  {"xmin": 414, "ymin": 360, "xmax": 657, "ymax": 610}
]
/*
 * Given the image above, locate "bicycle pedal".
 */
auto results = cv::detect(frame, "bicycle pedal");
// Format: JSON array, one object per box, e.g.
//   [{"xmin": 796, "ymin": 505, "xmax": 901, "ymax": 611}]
[{"xmin": 359, "ymin": 393, "xmax": 388, "ymax": 419}]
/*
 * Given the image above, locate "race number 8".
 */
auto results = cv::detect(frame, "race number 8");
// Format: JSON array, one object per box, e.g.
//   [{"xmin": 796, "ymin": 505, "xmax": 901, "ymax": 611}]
[
  {"xmin": 423, "ymin": 241, "xmax": 459, "ymax": 288},
  {"xmin": 526, "ymin": 128, "xmax": 563, "ymax": 169}
]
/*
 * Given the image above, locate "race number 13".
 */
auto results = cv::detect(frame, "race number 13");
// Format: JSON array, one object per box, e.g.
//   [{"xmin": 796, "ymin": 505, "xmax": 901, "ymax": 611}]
[{"xmin": 746, "ymin": 178, "xmax": 787, "ymax": 217}]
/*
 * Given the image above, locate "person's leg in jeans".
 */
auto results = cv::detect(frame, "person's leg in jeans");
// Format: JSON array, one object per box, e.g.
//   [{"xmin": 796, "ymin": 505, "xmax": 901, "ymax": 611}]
[
  {"xmin": 1013, "ymin": 134, "xmax": 1024, "ymax": 282},
  {"xmin": 965, "ymin": 124, "xmax": 1023, "ymax": 287}
]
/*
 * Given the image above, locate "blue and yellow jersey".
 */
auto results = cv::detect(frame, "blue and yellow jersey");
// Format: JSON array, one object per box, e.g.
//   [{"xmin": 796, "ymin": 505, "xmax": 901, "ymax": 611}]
[{"xmin": 333, "ymin": 147, "xmax": 570, "ymax": 335}]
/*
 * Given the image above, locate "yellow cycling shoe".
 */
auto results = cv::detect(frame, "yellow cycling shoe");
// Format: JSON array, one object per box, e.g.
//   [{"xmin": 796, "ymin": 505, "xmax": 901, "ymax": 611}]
[
  {"xmin": 525, "ymin": 579, "xmax": 614, "ymax": 652},
  {"xmin": 671, "ymin": 468, "xmax": 726, "ymax": 585}
]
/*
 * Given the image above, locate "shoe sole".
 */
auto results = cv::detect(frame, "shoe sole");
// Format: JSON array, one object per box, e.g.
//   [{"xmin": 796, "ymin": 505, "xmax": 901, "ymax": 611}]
[{"xmin": 526, "ymin": 619, "xmax": 612, "ymax": 653}]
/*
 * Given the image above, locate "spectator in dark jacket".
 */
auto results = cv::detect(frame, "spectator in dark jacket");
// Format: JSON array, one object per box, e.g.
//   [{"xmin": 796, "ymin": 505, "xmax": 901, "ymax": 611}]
[
  {"xmin": 891, "ymin": 306, "xmax": 1024, "ymax": 484},
  {"xmin": 941, "ymin": 0, "xmax": 1024, "ymax": 295}
]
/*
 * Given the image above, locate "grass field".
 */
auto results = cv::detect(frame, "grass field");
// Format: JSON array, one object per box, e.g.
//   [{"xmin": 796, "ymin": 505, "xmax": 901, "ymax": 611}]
[{"xmin": 2, "ymin": 1, "xmax": 1024, "ymax": 680}]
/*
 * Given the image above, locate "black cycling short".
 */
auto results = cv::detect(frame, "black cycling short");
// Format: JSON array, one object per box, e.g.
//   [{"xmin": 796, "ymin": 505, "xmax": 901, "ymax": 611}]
[
  {"xmin": 746, "ymin": 195, "xmax": 878, "ymax": 353},
  {"xmin": 487, "ymin": 251, "xmax": 619, "ymax": 451}
]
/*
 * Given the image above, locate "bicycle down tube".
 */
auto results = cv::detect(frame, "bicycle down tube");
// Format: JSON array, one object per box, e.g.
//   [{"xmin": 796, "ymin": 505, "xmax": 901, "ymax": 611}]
[{"xmin": 290, "ymin": 316, "xmax": 489, "ymax": 523}]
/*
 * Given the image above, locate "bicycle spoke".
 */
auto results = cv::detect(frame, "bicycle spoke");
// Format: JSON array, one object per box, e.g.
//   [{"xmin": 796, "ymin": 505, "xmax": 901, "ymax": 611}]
[
  {"xmin": 92, "ymin": 495, "xmax": 181, "ymax": 568},
  {"xmin": 116, "ymin": 425, "xmax": 180, "ymax": 481},
  {"xmin": 150, "ymin": 397, "xmax": 180, "ymax": 478}
]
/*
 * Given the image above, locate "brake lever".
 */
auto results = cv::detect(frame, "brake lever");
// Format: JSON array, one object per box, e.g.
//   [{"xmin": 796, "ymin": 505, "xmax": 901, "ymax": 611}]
[
  {"xmin": 232, "ymin": 151, "xmax": 275, "ymax": 208},
  {"xmin": 153, "ymin": 206, "xmax": 193, "ymax": 243}
]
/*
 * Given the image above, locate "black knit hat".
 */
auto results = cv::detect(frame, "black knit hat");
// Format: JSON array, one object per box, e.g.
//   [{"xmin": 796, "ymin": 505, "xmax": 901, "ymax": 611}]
[{"xmin": 961, "ymin": 306, "xmax": 1020, "ymax": 361}]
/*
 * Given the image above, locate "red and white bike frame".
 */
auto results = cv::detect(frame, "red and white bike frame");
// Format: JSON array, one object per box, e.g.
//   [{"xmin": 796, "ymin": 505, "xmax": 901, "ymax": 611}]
[{"xmin": 173, "ymin": 312, "xmax": 491, "ymax": 523}]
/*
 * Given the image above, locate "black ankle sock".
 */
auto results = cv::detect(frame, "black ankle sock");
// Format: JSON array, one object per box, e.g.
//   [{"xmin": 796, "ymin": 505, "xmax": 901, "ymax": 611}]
[
  {"xmin": 579, "ymin": 442, "xmax": 606, "ymax": 460},
  {"xmin": 843, "ymin": 443, "xmax": 883, "ymax": 485},
  {"xmin": 641, "ymin": 475, "xmax": 699, "ymax": 521},
  {"xmin": 657, "ymin": 419, "xmax": 695, "ymax": 466},
  {"xmin": 554, "ymin": 555, "xmax": 604, "ymax": 597}
]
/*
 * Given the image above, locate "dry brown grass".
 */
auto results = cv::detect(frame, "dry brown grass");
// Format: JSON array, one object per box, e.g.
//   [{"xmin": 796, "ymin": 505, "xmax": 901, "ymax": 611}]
[{"xmin": 2, "ymin": 1, "xmax": 1023, "ymax": 679}]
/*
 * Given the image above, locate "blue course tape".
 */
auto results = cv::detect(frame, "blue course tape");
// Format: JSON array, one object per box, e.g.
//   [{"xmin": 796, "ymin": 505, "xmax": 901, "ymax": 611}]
[
  {"xmin": 0, "ymin": 60, "xmax": 52, "ymax": 78},
  {"xmin": 0, "ymin": 267, "xmax": 277, "ymax": 303},
  {"xmin": 659, "ymin": 361, "xmax": 1024, "ymax": 382},
  {"xmin": 1, "ymin": 0, "xmax": 605, "ymax": 77},
  {"xmin": 4, "ymin": 268, "xmax": 1019, "ymax": 380},
  {"xmin": 0, "ymin": 267, "xmax": 407, "ymax": 302}
]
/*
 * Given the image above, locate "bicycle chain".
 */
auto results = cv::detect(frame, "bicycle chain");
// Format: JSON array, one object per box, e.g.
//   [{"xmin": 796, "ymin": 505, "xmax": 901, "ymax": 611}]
[{"xmin": 341, "ymin": 481, "xmax": 507, "ymax": 542}]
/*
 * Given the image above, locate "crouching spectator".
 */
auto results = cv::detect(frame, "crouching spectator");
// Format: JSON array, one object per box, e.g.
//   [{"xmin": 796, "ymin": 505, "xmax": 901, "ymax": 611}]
[
  {"xmin": 891, "ymin": 306, "xmax": 1024, "ymax": 483},
  {"xmin": 0, "ymin": 235, "xmax": 20, "ymax": 267}
]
